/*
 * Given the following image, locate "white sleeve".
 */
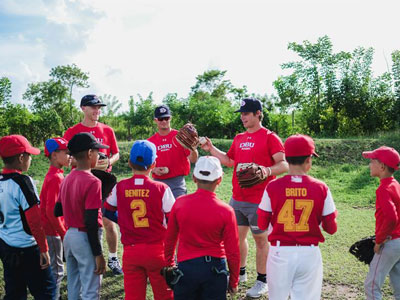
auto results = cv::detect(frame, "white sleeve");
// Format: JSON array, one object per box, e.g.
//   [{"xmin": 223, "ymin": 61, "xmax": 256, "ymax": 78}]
[
  {"xmin": 322, "ymin": 188, "xmax": 336, "ymax": 216},
  {"xmin": 162, "ymin": 187, "xmax": 175, "ymax": 213},
  {"xmin": 258, "ymin": 189, "xmax": 272, "ymax": 212},
  {"xmin": 106, "ymin": 185, "xmax": 118, "ymax": 207}
]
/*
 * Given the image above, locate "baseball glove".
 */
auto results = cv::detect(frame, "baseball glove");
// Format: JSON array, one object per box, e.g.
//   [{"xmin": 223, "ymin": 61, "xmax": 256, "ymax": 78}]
[
  {"xmin": 349, "ymin": 235, "xmax": 375, "ymax": 265},
  {"xmin": 236, "ymin": 163, "xmax": 268, "ymax": 188},
  {"xmin": 91, "ymin": 169, "xmax": 117, "ymax": 200},
  {"xmin": 175, "ymin": 123, "xmax": 199, "ymax": 151},
  {"xmin": 160, "ymin": 266, "xmax": 184, "ymax": 289}
]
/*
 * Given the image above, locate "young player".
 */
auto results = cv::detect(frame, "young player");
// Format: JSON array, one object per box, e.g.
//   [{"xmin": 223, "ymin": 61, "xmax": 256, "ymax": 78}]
[
  {"xmin": 40, "ymin": 137, "xmax": 70, "ymax": 299},
  {"xmin": 55, "ymin": 132, "xmax": 107, "ymax": 299},
  {"xmin": 0, "ymin": 135, "xmax": 56, "ymax": 299},
  {"xmin": 201, "ymin": 98, "xmax": 288, "ymax": 298},
  {"xmin": 257, "ymin": 134, "xmax": 338, "ymax": 300},
  {"xmin": 104, "ymin": 140, "xmax": 174, "ymax": 300},
  {"xmin": 362, "ymin": 146, "xmax": 400, "ymax": 300},
  {"xmin": 164, "ymin": 156, "xmax": 240, "ymax": 300}
]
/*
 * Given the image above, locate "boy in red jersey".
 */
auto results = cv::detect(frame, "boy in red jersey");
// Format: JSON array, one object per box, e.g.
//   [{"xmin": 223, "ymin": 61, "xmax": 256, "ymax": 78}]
[
  {"xmin": 40, "ymin": 137, "xmax": 70, "ymax": 299},
  {"xmin": 164, "ymin": 156, "xmax": 240, "ymax": 300},
  {"xmin": 104, "ymin": 140, "xmax": 174, "ymax": 300},
  {"xmin": 362, "ymin": 146, "xmax": 400, "ymax": 300},
  {"xmin": 257, "ymin": 134, "xmax": 338, "ymax": 300}
]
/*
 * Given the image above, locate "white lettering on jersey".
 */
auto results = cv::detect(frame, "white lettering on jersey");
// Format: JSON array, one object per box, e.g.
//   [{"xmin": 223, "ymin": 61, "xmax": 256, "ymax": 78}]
[
  {"xmin": 157, "ymin": 144, "xmax": 172, "ymax": 152},
  {"xmin": 239, "ymin": 142, "xmax": 255, "ymax": 150}
]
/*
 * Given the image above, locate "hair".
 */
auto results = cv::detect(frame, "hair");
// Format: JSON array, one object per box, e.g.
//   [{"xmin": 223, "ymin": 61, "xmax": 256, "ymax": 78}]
[
  {"xmin": 2, "ymin": 154, "xmax": 21, "ymax": 165},
  {"xmin": 194, "ymin": 175, "xmax": 219, "ymax": 185},
  {"xmin": 252, "ymin": 110, "xmax": 263, "ymax": 121},
  {"xmin": 128, "ymin": 159, "xmax": 150, "ymax": 171},
  {"xmin": 286, "ymin": 155, "xmax": 310, "ymax": 165},
  {"xmin": 387, "ymin": 166, "xmax": 396, "ymax": 174},
  {"xmin": 71, "ymin": 150, "xmax": 89, "ymax": 161}
]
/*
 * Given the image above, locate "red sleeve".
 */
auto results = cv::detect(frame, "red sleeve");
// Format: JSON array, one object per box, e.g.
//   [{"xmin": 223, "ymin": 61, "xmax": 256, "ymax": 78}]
[
  {"xmin": 164, "ymin": 207, "xmax": 179, "ymax": 266},
  {"xmin": 63, "ymin": 127, "xmax": 74, "ymax": 141},
  {"xmin": 25, "ymin": 205, "xmax": 49, "ymax": 253},
  {"xmin": 226, "ymin": 138, "xmax": 236, "ymax": 160},
  {"xmin": 85, "ymin": 179, "xmax": 102, "ymax": 210},
  {"xmin": 104, "ymin": 201, "xmax": 117, "ymax": 211},
  {"xmin": 376, "ymin": 189, "xmax": 398, "ymax": 243},
  {"xmin": 223, "ymin": 210, "xmax": 240, "ymax": 289},
  {"xmin": 267, "ymin": 132, "xmax": 285, "ymax": 156},
  {"xmin": 108, "ymin": 128, "xmax": 119, "ymax": 154},
  {"xmin": 322, "ymin": 210, "xmax": 338, "ymax": 235},
  {"xmin": 257, "ymin": 208, "xmax": 272, "ymax": 231},
  {"xmin": 45, "ymin": 178, "xmax": 66, "ymax": 238}
]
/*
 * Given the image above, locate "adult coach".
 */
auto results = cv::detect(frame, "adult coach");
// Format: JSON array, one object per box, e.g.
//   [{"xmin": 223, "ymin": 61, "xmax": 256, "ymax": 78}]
[
  {"xmin": 63, "ymin": 94, "xmax": 122, "ymax": 275},
  {"xmin": 201, "ymin": 98, "xmax": 288, "ymax": 298},
  {"xmin": 148, "ymin": 105, "xmax": 198, "ymax": 198}
]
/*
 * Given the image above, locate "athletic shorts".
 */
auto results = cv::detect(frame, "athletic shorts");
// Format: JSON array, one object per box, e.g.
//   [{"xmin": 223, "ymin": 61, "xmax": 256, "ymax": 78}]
[
  {"xmin": 155, "ymin": 176, "xmax": 187, "ymax": 199},
  {"xmin": 229, "ymin": 198, "xmax": 266, "ymax": 235}
]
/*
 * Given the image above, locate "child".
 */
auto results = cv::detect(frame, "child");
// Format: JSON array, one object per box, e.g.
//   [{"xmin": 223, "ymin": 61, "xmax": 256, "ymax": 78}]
[
  {"xmin": 164, "ymin": 156, "xmax": 240, "ymax": 300},
  {"xmin": 257, "ymin": 134, "xmax": 338, "ymax": 300},
  {"xmin": 0, "ymin": 134, "xmax": 56, "ymax": 299},
  {"xmin": 40, "ymin": 137, "xmax": 70, "ymax": 299},
  {"xmin": 363, "ymin": 146, "xmax": 400, "ymax": 300},
  {"xmin": 55, "ymin": 132, "xmax": 107, "ymax": 300},
  {"xmin": 104, "ymin": 140, "xmax": 174, "ymax": 300}
]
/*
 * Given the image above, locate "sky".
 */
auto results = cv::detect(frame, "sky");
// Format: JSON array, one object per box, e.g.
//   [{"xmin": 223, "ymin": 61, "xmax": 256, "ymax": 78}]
[{"xmin": 1, "ymin": 0, "xmax": 400, "ymax": 112}]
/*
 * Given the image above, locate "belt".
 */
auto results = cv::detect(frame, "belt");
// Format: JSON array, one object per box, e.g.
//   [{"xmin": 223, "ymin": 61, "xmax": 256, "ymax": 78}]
[
  {"xmin": 271, "ymin": 241, "xmax": 318, "ymax": 247},
  {"xmin": 185, "ymin": 256, "xmax": 225, "ymax": 263}
]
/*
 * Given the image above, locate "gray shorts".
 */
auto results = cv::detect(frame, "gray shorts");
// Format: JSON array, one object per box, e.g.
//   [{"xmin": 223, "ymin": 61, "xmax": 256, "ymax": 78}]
[
  {"xmin": 229, "ymin": 198, "xmax": 266, "ymax": 234},
  {"xmin": 155, "ymin": 176, "xmax": 187, "ymax": 199}
]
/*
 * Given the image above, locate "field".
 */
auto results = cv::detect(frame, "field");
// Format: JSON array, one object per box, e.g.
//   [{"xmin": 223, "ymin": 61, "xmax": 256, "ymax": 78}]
[{"xmin": 1, "ymin": 135, "xmax": 400, "ymax": 299}]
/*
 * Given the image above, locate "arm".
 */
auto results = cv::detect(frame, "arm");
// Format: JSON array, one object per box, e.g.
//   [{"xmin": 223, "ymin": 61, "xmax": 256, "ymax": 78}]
[
  {"xmin": 322, "ymin": 210, "xmax": 338, "ymax": 235},
  {"xmin": 201, "ymin": 137, "xmax": 234, "ymax": 167},
  {"xmin": 45, "ymin": 179, "xmax": 66, "ymax": 238},
  {"xmin": 164, "ymin": 208, "xmax": 179, "ymax": 266},
  {"xmin": 188, "ymin": 149, "xmax": 198, "ymax": 164},
  {"xmin": 270, "ymin": 152, "xmax": 288, "ymax": 176},
  {"xmin": 84, "ymin": 209, "xmax": 105, "ymax": 274},
  {"xmin": 223, "ymin": 211, "xmax": 240, "ymax": 291},
  {"xmin": 109, "ymin": 152, "xmax": 120, "ymax": 166},
  {"xmin": 375, "ymin": 189, "xmax": 398, "ymax": 244},
  {"xmin": 25, "ymin": 205, "xmax": 49, "ymax": 253}
]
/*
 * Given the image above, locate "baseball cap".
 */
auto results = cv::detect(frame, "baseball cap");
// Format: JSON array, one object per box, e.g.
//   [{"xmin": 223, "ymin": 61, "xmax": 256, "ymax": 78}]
[
  {"xmin": 44, "ymin": 137, "xmax": 69, "ymax": 157},
  {"xmin": 68, "ymin": 132, "xmax": 109, "ymax": 154},
  {"xmin": 235, "ymin": 98, "xmax": 263, "ymax": 113},
  {"xmin": 362, "ymin": 146, "xmax": 400, "ymax": 170},
  {"xmin": 0, "ymin": 135, "xmax": 40, "ymax": 158},
  {"xmin": 80, "ymin": 94, "xmax": 106, "ymax": 107},
  {"xmin": 193, "ymin": 156, "xmax": 223, "ymax": 181},
  {"xmin": 129, "ymin": 140, "xmax": 157, "ymax": 169},
  {"xmin": 154, "ymin": 105, "xmax": 171, "ymax": 118},
  {"xmin": 285, "ymin": 134, "xmax": 319, "ymax": 157}
]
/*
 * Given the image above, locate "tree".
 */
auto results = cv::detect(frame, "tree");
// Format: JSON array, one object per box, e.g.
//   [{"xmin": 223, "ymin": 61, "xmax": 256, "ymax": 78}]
[
  {"xmin": 99, "ymin": 94, "xmax": 122, "ymax": 117},
  {"xmin": 0, "ymin": 77, "xmax": 12, "ymax": 106}
]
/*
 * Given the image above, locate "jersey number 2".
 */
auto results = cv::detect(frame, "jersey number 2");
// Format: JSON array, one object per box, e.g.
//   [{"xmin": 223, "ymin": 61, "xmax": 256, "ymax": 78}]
[
  {"xmin": 277, "ymin": 199, "xmax": 313, "ymax": 232},
  {"xmin": 131, "ymin": 199, "xmax": 149, "ymax": 228}
]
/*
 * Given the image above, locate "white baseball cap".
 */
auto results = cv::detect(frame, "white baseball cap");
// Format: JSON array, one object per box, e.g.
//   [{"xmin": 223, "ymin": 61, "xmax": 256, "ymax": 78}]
[{"xmin": 193, "ymin": 156, "xmax": 223, "ymax": 181}]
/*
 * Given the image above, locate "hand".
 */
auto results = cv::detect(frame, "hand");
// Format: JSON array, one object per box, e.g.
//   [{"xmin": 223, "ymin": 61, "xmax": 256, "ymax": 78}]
[
  {"xmin": 374, "ymin": 243, "xmax": 382, "ymax": 254},
  {"xmin": 93, "ymin": 159, "xmax": 109, "ymax": 171},
  {"xmin": 94, "ymin": 255, "xmax": 106, "ymax": 275},
  {"xmin": 153, "ymin": 167, "xmax": 168, "ymax": 176},
  {"xmin": 40, "ymin": 252, "xmax": 51, "ymax": 269},
  {"xmin": 200, "ymin": 137, "xmax": 213, "ymax": 152},
  {"xmin": 227, "ymin": 284, "xmax": 238, "ymax": 294}
]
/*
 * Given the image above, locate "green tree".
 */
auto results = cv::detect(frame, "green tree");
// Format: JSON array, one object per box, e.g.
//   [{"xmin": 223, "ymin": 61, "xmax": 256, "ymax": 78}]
[{"xmin": 0, "ymin": 77, "xmax": 12, "ymax": 106}]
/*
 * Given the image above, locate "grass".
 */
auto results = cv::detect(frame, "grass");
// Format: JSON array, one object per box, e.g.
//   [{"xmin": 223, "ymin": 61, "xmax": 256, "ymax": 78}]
[{"xmin": 0, "ymin": 136, "xmax": 399, "ymax": 299}]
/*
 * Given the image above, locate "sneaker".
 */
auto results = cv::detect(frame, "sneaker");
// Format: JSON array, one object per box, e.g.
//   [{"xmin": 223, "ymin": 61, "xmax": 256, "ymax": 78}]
[
  {"xmin": 108, "ymin": 257, "xmax": 123, "ymax": 275},
  {"xmin": 246, "ymin": 280, "xmax": 268, "ymax": 298},
  {"xmin": 239, "ymin": 273, "xmax": 248, "ymax": 283}
]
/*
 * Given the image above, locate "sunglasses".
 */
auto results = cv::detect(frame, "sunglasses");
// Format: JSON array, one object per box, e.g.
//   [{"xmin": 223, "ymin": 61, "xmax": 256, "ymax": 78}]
[{"xmin": 157, "ymin": 117, "xmax": 170, "ymax": 121}]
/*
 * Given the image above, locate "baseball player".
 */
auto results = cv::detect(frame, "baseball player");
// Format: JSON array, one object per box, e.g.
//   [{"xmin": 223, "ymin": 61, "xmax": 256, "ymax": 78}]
[
  {"xmin": 201, "ymin": 98, "xmax": 288, "ymax": 298},
  {"xmin": 64, "ymin": 94, "xmax": 122, "ymax": 275},
  {"xmin": 257, "ymin": 134, "xmax": 338, "ymax": 300},
  {"xmin": 148, "ymin": 105, "xmax": 198, "ymax": 198},
  {"xmin": 362, "ymin": 146, "xmax": 400, "ymax": 300},
  {"xmin": 104, "ymin": 140, "xmax": 174, "ymax": 300}
]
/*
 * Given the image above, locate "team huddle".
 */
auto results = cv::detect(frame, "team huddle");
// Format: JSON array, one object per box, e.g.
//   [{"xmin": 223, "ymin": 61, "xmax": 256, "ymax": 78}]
[{"xmin": 0, "ymin": 95, "xmax": 399, "ymax": 300}]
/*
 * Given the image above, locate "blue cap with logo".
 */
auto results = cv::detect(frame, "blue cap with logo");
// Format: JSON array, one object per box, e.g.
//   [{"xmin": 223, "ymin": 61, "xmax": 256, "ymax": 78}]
[
  {"xmin": 130, "ymin": 140, "xmax": 157, "ymax": 169},
  {"xmin": 154, "ymin": 105, "xmax": 171, "ymax": 118},
  {"xmin": 235, "ymin": 98, "xmax": 262, "ymax": 113}
]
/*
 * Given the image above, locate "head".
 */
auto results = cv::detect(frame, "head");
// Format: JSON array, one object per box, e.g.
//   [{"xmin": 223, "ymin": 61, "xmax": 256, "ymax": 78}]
[
  {"xmin": 0, "ymin": 135, "xmax": 40, "ymax": 172},
  {"xmin": 235, "ymin": 98, "xmax": 263, "ymax": 129},
  {"xmin": 362, "ymin": 146, "xmax": 400, "ymax": 177},
  {"xmin": 45, "ymin": 137, "xmax": 71, "ymax": 167},
  {"xmin": 193, "ymin": 156, "xmax": 223, "ymax": 191},
  {"xmin": 80, "ymin": 94, "xmax": 107, "ymax": 123},
  {"xmin": 68, "ymin": 132, "xmax": 109, "ymax": 168},
  {"xmin": 284, "ymin": 134, "xmax": 318, "ymax": 172},
  {"xmin": 128, "ymin": 140, "xmax": 157, "ymax": 173},
  {"xmin": 154, "ymin": 105, "xmax": 172, "ymax": 132}
]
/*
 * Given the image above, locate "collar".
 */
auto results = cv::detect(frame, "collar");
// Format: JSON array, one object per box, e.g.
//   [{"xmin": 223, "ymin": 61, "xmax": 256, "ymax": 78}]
[
  {"xmin": 48, "ymin": 165, "xmax": 64, "ymax": 174},
  {"xmin": 2, "ymin": 168, "xmax": 22, "ymax": 174},
  {"xmin": 196, "ymin": 188, "xmax": 217, "ymax": 198},
  {"xmin": 380, "ymin": 177, "xmax": 394, "ymax": 185}
]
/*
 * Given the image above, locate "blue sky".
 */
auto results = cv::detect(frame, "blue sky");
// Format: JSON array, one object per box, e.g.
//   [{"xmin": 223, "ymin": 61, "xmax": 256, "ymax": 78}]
[{"xmin": 1, "ymin": 0, "xmax": 399, "ymax": 111}]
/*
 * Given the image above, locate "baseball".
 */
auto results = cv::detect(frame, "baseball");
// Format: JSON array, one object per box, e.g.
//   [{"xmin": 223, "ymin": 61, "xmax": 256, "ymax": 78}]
[
  {"xmin": 199, "ymin": 136, "xmax": 207, "ymax": 145},
  {"xmin": 161, "ymin": 167, "xmax": 169, "ymax": 174}
]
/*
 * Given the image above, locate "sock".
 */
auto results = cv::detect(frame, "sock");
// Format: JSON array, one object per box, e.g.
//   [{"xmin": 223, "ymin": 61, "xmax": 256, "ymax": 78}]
[
  {"xmin": 240, "ymin": 266, "xmax": 246, "ymax": 276},
  {"xmin": 108, "ymin": 252, "xmax": 117, "ymax": 259},
  {"xmin": 257, "ymin": 272, "xmax": 267, "ymax": 283}
]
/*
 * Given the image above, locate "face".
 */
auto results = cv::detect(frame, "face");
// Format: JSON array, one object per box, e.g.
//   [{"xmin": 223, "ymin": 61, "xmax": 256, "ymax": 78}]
[
  {"xmin": 82, "ymin": 105, "xmax": 101, "ymax": 122},
  {"xmin": 89, "ymin": 149, "xmax": 99, "ymax": 168},
  {"xmin": 154, "ymin": 116, "xmax": 171, "ymax": 131},
  {"xmin": 54, "ymin": 149, "xmax": 71, "ymax": 167},
  {"xmin": 240, "ymin": 111, "xmax": 260, "ymax": 129},
  {"xmin": 20, "ymin": 153, "xmax": 32, "ymax": 172},
  {"xmin": 369, "ymin": 159, "xmax": 384, "ymax": 177}
]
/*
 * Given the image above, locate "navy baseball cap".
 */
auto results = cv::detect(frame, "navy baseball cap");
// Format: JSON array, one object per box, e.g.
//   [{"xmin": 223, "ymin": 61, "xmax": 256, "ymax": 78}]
[
  {"xmin": 154, "ymin": 105, "xmax": 171, "ymax": 118},
  {"xmin": 68, "ymin": 132, "xmax": 109, "ymax": 154},
  {"xmin": 130, "ymin": 140, "xmax": 157, "ymax": 169},
  {"xmin": 80, "ymin": 94, "xmax": 107, "ymax": 107},
  {"xmin": 235, "ymin": 98, "xmax": 263, "ymax": 113}
]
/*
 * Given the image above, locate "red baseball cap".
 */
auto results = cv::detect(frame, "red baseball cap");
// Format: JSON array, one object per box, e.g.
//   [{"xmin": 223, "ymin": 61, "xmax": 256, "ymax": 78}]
[
  {"xmin": 362, "ymin": 146, "xmax": 400, "ymax": 170},
  {"xmin": 44, "ymin": 137, "xmax": 69, "ymax": 157},
  {"xmin": 0, "ymin": 135, "xmax": 40, "ymax": 158},
  {"xmin": 284, "ymin": 134, "xmax": 319, "ymax": 157}
]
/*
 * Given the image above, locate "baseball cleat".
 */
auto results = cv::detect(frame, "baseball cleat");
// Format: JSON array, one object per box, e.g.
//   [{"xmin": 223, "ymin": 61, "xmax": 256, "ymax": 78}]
[
  {"xmin": 108, "ymin": 257, "xmax": 123, "ymax": 275},
  {"xmin": 246, "ymin": 280, "xmax": 268, "ymax": 298}
]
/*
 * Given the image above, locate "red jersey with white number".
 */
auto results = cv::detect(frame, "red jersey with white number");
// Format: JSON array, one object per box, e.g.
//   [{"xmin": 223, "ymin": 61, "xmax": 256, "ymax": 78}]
[
  {"xmin": 106, "ymin": 175, "xmax": 175, "ymax": 245},
  {"xmin": 258, "ymin": 175, "xmax": 336, "ymax": 245},
  {"xmin": 227, "ymin": 127, "xmax": 284, "ymax": 204},
  {"xmin": 148, "ymin": 130, "xmax": 191, "ymax": 179}
]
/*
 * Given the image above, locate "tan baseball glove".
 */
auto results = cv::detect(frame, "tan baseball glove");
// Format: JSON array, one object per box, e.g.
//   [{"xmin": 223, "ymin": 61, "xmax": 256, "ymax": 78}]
[
  {"xmin": 236, "ymin": 163, "xmax": 268, "ymax": 188},
  {"xmin": 175, "ymin": 123, "xmax": 199, "ymax": 151}
]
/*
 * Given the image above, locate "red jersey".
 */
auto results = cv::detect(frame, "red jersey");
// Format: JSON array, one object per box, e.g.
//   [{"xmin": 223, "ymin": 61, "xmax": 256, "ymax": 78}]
[
  {"xmin": 148, "ymin": 130, "xmax": 191, "ymax": 179},
  {"xmin": 374, "ymin": 177, "xmax": 400, "ymax": 244},
  {"xmin": 164, "ymin": 189, "xmax": 240, "ymax": 288},
  {"xmin": 258, "ymin": 175, "xmax": 337, "ymax": 245},
  {"xmin": 40, "ymin": 166, "xmax": 67, "ymax": 237},
  {"xmin": 64, "ymin": 122, "xmax": 119, "ymax": 172},
  {"xmin": 57, "ymin": 169, "xmax": 103, "ymax": 229},
  {"xmin": 105, "ymin": 175, "xmax": 175, "ymax": 245},
  {"xmin": 227, "ymin": 127, "xmax": 284, "ymax": 204}
]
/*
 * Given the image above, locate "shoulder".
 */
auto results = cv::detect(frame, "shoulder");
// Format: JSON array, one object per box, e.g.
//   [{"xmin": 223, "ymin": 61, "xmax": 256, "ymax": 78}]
[
  {"xmin": 10, "ymin": 174, "xmax": 39, "ymax": 205},
  {"xmin": 98, "ymin": 122, "xmax": 112, "ymax": 130},
  {"xmin": 148, "ymin": 133, "xmax": 158, "ymax": 141}
]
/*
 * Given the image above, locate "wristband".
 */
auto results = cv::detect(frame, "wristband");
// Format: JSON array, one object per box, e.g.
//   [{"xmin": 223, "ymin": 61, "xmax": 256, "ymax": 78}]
[{"xmin": 267, "ymin": 167, "xmax": 272, "ymax": 177}]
